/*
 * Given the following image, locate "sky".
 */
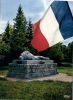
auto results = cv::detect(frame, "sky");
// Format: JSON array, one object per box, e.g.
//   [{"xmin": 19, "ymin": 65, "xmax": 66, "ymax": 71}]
[{"xmin": 0, "ymin": 0, "xmax": 73, "ymax": 45}]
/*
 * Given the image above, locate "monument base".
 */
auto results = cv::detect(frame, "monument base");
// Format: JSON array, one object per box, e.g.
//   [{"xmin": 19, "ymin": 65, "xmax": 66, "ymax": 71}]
[{"xmin": 7, "ymin": 60, "xmax": 58, "ymax": 79}]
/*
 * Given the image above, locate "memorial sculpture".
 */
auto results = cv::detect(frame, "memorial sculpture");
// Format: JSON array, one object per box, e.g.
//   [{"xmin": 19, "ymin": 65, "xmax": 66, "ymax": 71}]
[{"xmin": 7, "ymin": 51, "xmax": 58, "ymax": 79}]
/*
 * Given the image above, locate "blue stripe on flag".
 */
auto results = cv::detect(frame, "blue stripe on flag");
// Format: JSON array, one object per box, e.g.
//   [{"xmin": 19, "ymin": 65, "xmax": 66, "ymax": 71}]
[{"xmin": 51, "ymin": 1, "xmax": 73, "ymax": 39}]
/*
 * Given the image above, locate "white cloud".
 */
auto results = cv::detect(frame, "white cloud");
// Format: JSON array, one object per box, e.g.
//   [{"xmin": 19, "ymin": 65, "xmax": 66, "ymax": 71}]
[
  {"xmin": 10, "ymin": 21, "xmax": 14, "ymax": 25},
  {"xmin": 68, "ymin": 1, "xmax": 73, "ymax": 15},
  {"xmin": 41, "ymin": 0, "xmax": 48, "ymax": 10},
  {"xmin": 0, "ymin": 20, "xmax": 7, "ymax": 34},
  {"xmin": 41, "ymin": 0, "xmax": 54, "ymax": 10},
  {"xmin": 0, "ymin": 20, "xmax": 14, "ymax": 34},
  {"xmin": 26, "ymin": 0, "xmax": 54, "ymax": 23},
  {"xmin": 62, "ymin": 37, "xmax": 73, "ymax": 45}
]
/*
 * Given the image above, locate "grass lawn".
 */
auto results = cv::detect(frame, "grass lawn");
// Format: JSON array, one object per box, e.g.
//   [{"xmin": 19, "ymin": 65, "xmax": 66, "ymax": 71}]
[
  {"xmin": 0, "ymin": 69, "xmax": 8, "ymax": 75},
  {"xmin": 0, "ymin": 66, "xmax": 72, "ymax": 100},
  {"xmin": 0, "ymin": 79, "xmax": 72, "ymax": 100},
  {"xmin": 57, "ymin": 66, "xmax": 72, "ymax": 76}
]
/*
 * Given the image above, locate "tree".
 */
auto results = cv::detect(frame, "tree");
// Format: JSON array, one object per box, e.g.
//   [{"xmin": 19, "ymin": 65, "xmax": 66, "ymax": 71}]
[
  {"xmin": 49, "ymin": 43, "xmax": 64, "ymax": 63},
  {"xmin": 67, "ymin": 42, "xmax": 73, "ymax": 62},
  {"xmin": 40, "ymin": 43, "xmax": 64, "ymax": 65},
  {"xmin": 26, "ymin": 19, "xmax": 33, "ymax": 40},
  {"xmin": 2, "ymin": 22, "xmax": 13, "ymax": 44},
  {"xmin": 0, "ymin": 22, "xmax": 13, "ymax": 65},
  {"xmin": 61, "ymin": 44, "xmax": 68, "ymax": 62},
  {"xmin": 10, "ymin": 5, "xmax": 27, "ymax": 59},
  {"xmin": 0, "ymin": 5, "xmax": 39, "ymax": 66},
  {"xmin": 13, "ymin": 5, "xmax": 27, "ymax": 33},
  {"xmin": 0, "ymin": 41, "xmax": 11, "ymax": 66},
  {"xmin": 25, "ymin": 19, "xmax": 38, "ymax": 55},
  {"xmin": 0, "ymin": 34, "xmax": 2, "ymax": 40}
]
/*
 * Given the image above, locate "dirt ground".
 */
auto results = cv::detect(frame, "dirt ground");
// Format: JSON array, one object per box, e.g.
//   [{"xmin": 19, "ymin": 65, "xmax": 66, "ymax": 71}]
[{"xmin": 0, "ymin": 73, "xmax": 72, "ymax": 82}]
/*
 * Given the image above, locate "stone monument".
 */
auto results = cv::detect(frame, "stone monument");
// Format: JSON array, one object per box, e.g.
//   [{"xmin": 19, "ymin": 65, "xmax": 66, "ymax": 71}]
[{"xmin": 7, "ymin": 51, "xmax": 58, "ymax": 79}]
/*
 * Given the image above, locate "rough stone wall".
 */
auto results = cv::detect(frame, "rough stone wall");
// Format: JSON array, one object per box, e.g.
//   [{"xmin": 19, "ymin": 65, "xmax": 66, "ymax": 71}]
[{"xmin": 7, "ymin": 60, "xmax": 57, "ymax": 79}]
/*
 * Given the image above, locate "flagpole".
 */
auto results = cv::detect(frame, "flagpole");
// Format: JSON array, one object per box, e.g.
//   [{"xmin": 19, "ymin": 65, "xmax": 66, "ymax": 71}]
[{"xmin": 72, "ymin": 46, "xmax": 73, "ymax": 100}]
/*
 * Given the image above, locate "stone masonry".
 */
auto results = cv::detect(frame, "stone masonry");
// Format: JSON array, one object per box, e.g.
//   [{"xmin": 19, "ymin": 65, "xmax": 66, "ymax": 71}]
[
  {"xmin": 7, "ymin": 60, "xmax": 57, "ymax": 79},
  {"xmin": 7, "ymin": 51, "xmax": 58, "ymax": 79}
]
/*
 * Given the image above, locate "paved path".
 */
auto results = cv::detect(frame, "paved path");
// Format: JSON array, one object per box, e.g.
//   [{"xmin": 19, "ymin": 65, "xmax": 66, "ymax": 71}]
[
  {"xmin": 31, "ymin": 73, "xmax": 72, "ymax": 82},
  {"xmin": 0, "ymin": 73, "xmax": 72, "ymax": 82}
]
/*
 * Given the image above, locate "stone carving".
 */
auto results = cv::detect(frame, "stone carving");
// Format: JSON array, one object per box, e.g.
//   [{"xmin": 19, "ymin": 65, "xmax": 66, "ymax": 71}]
[
  {"xmin": 19, "ymin": 51, "xmax": 49, "ymax": 60},
  {"xmin": 7, "ymin": 51, "xmax": 58, "ymax": 79}
]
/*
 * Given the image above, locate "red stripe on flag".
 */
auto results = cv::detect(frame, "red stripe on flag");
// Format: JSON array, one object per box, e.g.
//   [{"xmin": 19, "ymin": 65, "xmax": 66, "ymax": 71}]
[
  {"xmin": 32, "ymin": 20, "xmax": 40, "ymax": 31},
  {"xmin": 31, "ymin": 21, "xmax": 49, "ymax": 52}
]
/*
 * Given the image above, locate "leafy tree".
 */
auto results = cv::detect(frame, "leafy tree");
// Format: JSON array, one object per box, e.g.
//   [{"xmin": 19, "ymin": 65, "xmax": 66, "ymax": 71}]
[
  {"xmin": 49, "ymin": 43, "xmax": 64, "ymax": 63},
  {"xmin": 67, "ymin": 42, "xmax": 73, "ymax": 62},
  {"xmin": 0, "ymin": 41, "xmax": 11, "ymax": 66},
  {"xmin": 40, "ymin": 43, "xmax": 64, "ymax": 65},
  {"xmin": 61, "ymin": 44, "xmax": 68, "ymax": 62}
]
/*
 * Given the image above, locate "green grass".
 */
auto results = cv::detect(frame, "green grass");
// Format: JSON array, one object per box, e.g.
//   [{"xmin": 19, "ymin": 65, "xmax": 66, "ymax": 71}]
[
  {"xmin": 0, "ymin": 70, "xmax": 8, "ymax": 75},
  {"xmin": 0, "ymin": 66, "xmax": 72, "ymax": 99},
  {"xmin": 57, "ymin": 66, "xmax": 72, "ymax": 76},
  {"xmin": 0, "ymin": 79, "xmax": 72, "ymax": 100}
]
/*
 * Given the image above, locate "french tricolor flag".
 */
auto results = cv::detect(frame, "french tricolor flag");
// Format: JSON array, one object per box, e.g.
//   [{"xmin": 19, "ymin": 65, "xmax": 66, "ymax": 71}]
[{"xmin": 31, "ymin": 1, "xmax": 73, "ymax": 52}]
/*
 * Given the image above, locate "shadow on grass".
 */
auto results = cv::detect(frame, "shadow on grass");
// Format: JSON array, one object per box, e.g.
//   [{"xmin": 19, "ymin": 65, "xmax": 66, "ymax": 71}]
[{"xmin": 0, "ymin": 77, "xmax": 7, "ymax": 81}]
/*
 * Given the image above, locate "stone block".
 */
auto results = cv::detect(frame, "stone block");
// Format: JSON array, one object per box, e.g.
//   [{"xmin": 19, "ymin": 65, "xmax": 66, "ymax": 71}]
[{"xmin": 7, "ymin": 52, "xmax": 57, "ymax": 79}]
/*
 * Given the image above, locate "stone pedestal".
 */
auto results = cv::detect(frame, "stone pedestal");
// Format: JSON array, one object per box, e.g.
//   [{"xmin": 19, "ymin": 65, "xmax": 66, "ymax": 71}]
[{"xmin": 7, "ymin": 59, "xmax": 58, "ymax": 79}]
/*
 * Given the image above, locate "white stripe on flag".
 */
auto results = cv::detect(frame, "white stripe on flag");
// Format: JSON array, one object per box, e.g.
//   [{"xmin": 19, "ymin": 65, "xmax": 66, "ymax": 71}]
[{"xmin": 40, "ymin": 6, "xmax": 64, "ymax": 47}]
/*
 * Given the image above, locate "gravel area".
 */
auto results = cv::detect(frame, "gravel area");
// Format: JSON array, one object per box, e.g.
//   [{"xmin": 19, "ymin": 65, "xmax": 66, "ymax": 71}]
[
  {"xmin": 0, "ymin": 73, "xmax": 72, "ymax": 82},
  {"xmin": 31, "ymin": 73, "xmax": 72, "ymax": 82}
]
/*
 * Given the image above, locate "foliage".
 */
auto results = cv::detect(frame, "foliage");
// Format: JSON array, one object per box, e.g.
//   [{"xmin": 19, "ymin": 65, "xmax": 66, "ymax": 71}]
[
  {"xmin": 0, "ymin": 4, "xmax": 72, "ymax": 66},
  {"xmin": 67, "ymin": 42, "xmax": 73, "ymax": 62},
  {"xmin": 61, "ymin": 45, "xmax": 68, "ymax": 62},
  {"xmin": 0, "ymin": 69, "xmax": 8, "ymax": 75},
  {"xmin": 49, "ymin": 43, "xmax": 64, "ymax": 63},
  {"xmin": 0, "ymin": 41, "xmax": 11, "ymax": 66},
  {"xmin": 2, "ymin": 22, "xmax": 13, "ymax": 44},
  {"xmin": 10, "ymin": 5, "xmax": 38, "ymax": 59},
  {"xmin": 13, "ymin": 5, "xmax": 27, "ymax": 33},
  {"xmin": 10, "ymin": 5, "xmax": 27, "ymax": 59},
  {"xmin": 40, "ymin": 42, "xmax": 73, "ymax": 64},
  {"xmin": 57, "ymin": 66, "xmax": 72, "ymax": 76},
  {"xmin": 26, "ymin": 19, "xmax": 39, "ymax": 55},
  {"xmin": 0, "ymin": 34, "xmax": 2, "ymax": 40},
  {"xmin": 0, "ymin": 22, "xmax": 13, "ymax": 66},
  {"xmin": 40, "ymin": 43, "xmax": 64, "ymax": 65},
  {"xmin": 0, "ymin": 80, "xmax": 72, "ymax": 100}
]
